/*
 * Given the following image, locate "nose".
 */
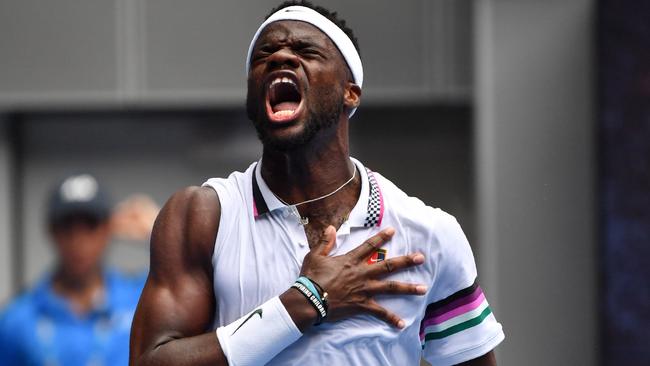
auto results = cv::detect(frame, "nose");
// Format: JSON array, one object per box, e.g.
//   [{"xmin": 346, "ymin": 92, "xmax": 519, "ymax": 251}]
[{"xmin": 266, "ymin": 47, "xmax": 300, "ymax": 70}]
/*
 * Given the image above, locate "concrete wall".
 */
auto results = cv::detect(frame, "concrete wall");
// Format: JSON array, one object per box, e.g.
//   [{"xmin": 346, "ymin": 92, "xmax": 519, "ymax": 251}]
[{"xmin": 475, "ymin": 1, "xmax": 596, "ymax": 365}]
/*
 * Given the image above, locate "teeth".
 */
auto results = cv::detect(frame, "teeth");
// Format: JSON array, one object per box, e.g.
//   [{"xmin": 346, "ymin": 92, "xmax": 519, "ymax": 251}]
[
  {"xmin": 270, "ymin": 77, "xmax": 296, "ymax": 87},
  {"xmin": 273, "ymin": 110, "xmax": 295, "ymax": 117}
]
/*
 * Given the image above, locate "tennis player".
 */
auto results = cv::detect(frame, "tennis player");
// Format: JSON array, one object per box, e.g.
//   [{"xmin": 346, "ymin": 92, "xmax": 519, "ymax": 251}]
[{"xmin": 130, "ymin": 2, "xmax": 504, "ymax": 365}]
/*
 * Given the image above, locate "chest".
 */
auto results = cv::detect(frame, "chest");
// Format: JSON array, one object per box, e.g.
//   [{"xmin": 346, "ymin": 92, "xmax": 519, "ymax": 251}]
[{"xmin": 212, "ymin": 208, "xmax": 433, "ymax": 327}]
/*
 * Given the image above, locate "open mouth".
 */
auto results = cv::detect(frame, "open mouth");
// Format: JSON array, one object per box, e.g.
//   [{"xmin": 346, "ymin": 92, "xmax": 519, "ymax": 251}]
[{"xmin": 266, "ymin": 75, "xmax": 303, "ymax": 123}]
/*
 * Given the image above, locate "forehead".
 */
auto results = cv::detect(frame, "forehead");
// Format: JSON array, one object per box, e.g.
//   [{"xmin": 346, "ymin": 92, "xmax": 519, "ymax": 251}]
[{"xmin": 254, "ymin": 20, "xmax": 337, "ymax": 50}]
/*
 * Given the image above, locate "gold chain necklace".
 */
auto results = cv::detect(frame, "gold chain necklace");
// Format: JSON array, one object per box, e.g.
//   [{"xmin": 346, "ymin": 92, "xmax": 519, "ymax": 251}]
[{"xmin": 273, "ymin": 167, "xmax": 357, "ymax": 226}]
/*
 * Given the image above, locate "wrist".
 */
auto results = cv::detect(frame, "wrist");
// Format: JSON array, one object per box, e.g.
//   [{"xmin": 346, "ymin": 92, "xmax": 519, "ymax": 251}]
[
  {"xmin": 291, "ymin": 280, "xmax": 327, "ymax": 324},
  {"xmin": 216, "ymin": 296, "xmax": 302, "ymax": 366},
  {"xmin": 280, "ymin": 288, "xmax": 319, "ymax": 332}
]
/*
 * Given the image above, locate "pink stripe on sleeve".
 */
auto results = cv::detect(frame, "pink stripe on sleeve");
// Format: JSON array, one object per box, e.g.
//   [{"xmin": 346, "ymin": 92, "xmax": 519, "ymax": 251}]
[
  {"xmin": 427, "ymin": 285, "xmax": 483, "ymax": 319},
  {"xmin": 422, "ymin": 292, "xmax": 487, "ymax": 327}
]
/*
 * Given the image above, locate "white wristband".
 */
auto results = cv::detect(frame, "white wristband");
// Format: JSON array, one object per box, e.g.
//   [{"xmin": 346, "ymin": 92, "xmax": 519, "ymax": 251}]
[{"xmin": 216, "ymin": 296, "xmax": 302, "ymax": 366}]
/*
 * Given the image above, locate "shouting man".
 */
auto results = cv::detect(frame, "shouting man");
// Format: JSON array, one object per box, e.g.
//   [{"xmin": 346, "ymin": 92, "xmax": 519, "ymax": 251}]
[{"xmin": 130, "ymin": 2, "xmax": 504, "ymax": 365}]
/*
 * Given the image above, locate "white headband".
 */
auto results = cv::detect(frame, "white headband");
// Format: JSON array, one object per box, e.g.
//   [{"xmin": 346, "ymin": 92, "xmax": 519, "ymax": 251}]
[{"xmin": 246, "ymin": 5, "xmax": 363, "ymax": 89}]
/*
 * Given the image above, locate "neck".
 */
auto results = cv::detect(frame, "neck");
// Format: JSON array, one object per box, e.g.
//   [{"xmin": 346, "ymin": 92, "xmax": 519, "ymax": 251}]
[
  {"xmin": 52, "ymin": 266, "xmax": 104, "ymax": 314},
  {"xmin": 261, "ymin": 121, "xmax": 355, "ymax": 207},
  {"xmin": 53, "ymin": 268, "xmax": 103, "ymax": 298}
]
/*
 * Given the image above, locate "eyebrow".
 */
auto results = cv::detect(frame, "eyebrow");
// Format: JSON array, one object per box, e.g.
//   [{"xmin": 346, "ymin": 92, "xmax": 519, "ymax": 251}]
[
  {"xmin": 254, "ymin": 39, "xmax": 328, "ymax": 58},
  {"xmin": 258, "ymin": 28, "xmax": 328, "ymax": 46}
]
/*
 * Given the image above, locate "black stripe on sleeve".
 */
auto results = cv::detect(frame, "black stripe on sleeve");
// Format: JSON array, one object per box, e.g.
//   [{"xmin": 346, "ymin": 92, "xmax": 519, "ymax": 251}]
[{"xmin": 424, "ymin": 278, "xmax": 479, "ymax": 313}]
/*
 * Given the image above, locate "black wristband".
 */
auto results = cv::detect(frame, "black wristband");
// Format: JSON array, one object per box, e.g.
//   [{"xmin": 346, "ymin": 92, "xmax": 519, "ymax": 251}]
[
  {"xmin": 305, "ymin": 276, "xmax": 329, "ymax": 313},
  {"xmin": 291, "ymin": 282, "xmax": 327, "ymax": 324}
]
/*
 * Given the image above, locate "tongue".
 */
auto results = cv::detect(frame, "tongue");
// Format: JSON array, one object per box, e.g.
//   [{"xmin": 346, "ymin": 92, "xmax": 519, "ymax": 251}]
[{"xmin": 272, "ymin": 101, "xmax": 299, "ymax": 113}]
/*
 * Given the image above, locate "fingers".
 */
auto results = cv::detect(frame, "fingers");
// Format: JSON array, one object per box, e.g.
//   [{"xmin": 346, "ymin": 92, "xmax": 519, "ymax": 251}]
[
  {"xmin": 350, "ymin": 227, "xmax": 395, "ymax": 260},
  {"xmin": 362, "ymin": 299, "xmax": 406, "ymax": 329},
  {"xmin": 359, "ymin": 279, "xmax": 427, "ymax": 328},
  {"xmin": 320, "ymin": 225, "xmax": 336, "ymax": 255},
  {"xmin": 313, "ymin": 225, "xmax": 336, "ymax": 256},
  {"xmin": 363, "ymin": 279, "xmax": 427, "ymax": 296},
  {"xmin": 365, "ymin": 253, "xmax": 425, "ymax": 277}
]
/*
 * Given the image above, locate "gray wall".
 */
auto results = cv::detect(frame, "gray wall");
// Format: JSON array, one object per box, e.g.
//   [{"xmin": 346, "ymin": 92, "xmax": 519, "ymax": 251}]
[
  {"xmin": 18, "ymin": 112, "xmax": 262, "ymax": 286},
  {"xmin": 0, "ymin": 0, "xmax": 472, "ymax": 109},
  {"xmin": 0, "ymin": 121, "xmax": 12, "ymax": 304},
  {"xmin": 475, "ymin": 1, "xmax": 596, "ymax": 365}
]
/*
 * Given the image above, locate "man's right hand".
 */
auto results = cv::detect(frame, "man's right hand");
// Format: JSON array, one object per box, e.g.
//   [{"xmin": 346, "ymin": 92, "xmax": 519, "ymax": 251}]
[{"xmin": 282, "ymin": 226, "xmax": 427, "ymax": 330}]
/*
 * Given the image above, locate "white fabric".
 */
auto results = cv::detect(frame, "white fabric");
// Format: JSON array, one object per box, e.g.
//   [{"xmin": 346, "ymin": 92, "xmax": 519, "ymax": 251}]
[
  {"xmin": 246, "ymin": 5, "xmax": 363, "ymax": 117},
  {"xmin": 203, "ymin": 158, "xmax": 504, "ymax": 365},
  {"xmin": 216, "ymin": 296, "xmax": 302, "ymax": 366}
]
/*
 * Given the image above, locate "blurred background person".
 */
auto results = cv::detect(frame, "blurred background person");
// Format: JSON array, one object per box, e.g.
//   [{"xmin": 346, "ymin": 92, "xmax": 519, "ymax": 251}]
[{"xmin": 0, "ymin": 174, "xmax": 157, "ymax": 365}]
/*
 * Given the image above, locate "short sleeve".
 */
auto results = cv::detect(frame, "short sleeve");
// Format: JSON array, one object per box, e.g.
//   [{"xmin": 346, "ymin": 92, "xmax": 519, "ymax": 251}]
[{"xmin": 420, "ymin": 212, "xmax": 504, "ymax": 366}]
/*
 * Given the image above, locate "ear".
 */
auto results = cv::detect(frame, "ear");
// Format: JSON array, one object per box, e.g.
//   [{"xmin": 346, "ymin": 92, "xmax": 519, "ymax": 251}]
[{"xmin": 344, "ymin": 82, "xmax": 362, "ymax": 110}]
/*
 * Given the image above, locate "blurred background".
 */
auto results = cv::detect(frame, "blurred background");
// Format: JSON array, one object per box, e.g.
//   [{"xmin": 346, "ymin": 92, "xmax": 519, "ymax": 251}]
[{"xmin": 0, "ymin": 0, "xmax": 647, "ymax": 365}]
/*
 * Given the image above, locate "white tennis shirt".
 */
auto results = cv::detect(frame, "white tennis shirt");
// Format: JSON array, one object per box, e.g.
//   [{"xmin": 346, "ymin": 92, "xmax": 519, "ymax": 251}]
[{"xmin": 203, "ymin": 158, "xmax": 504, "ymax": 366}]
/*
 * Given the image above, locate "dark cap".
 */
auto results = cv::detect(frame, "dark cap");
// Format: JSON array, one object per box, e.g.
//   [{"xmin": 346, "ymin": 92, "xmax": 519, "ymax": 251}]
[{"xmin": 48, "ymin": 174, "xmax": 111, "ymax": 225}]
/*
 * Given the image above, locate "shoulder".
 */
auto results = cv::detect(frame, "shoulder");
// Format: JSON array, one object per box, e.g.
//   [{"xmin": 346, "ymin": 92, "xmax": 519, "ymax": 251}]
[
  {"xmin": 202, "ymin": 167, "xmax": 251, "ymax": 193},
  {"xmin": 150, "ymin": 186, "xmax": 220, "ymax": 272},
  {"xmin": 0, "ymin": 291, "xmax": 38, "ymax": 361},
  {"xmin": 0, "ymin": 290, "xmax": 38, "ymax": 332},
  {"xmin": 165, "ymin": 185, "xmax": 221, "ymax": 214},
  {"xmin": 202, "ymin": 164, "xmax": 255, "ymax": 215},
  {"xmin": 161, "ymin": 185, "xmax": 220, "ymax": 233},
  {"xmin": 374, "ymin": 171, "xmax": 461, "ymax": 239}
]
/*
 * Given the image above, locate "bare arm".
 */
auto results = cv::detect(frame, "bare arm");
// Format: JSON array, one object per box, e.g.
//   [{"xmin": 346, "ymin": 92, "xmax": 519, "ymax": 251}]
[
  {"xmin": 458, "ymin": 351, "xmax": 497, "ymax": 366},
  {"xmin": 129, "ymin": 187, "xmax": 225, "ymax": 366}
]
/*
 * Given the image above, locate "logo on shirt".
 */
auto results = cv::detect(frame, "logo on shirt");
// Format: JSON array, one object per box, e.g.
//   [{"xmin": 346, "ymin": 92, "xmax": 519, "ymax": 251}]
[
  {"xmin": 367, "ymin": 248, "xmax": 387, "ymax": 264},
  {"xmin": 232, "ymin": 308, "xmax": 263, "ymax": 335}
]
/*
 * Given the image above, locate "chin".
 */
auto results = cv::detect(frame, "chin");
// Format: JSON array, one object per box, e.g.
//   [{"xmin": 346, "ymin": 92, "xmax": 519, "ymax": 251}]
[{"xmin": 258, "ymin": 125, "xmax": 315, "ymax": 152}]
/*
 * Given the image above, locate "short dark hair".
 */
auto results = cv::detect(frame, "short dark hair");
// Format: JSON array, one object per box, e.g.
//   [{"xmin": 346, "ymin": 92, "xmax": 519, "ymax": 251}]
[{"xmin": 266, "ymin": 1, "xmax": 361, "ymax": 56}]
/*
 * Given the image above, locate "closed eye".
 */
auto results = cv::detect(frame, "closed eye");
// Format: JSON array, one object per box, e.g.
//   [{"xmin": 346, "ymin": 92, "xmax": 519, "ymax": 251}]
[
  {"xmin": 301, "ymin": 48, "xmax": 320, "ymax": 55},
  {"xmin": 297, "ymin": 47, "xmax": 324, "ymax": 59},
  {"xmin": 251, "ymin": 52, "xmax": 268, "ymax": 62},
  {"xmin": 251, "ymin": 45, "xmax": 276, "ymax": 62}
]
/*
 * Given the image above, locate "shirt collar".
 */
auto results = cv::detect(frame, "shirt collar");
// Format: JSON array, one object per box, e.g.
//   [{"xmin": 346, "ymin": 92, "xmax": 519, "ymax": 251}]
[
  {"xmin": 253, "ymin": 159, "xmax": 289, "ymax": 215},
  {"xmin": 252, "ymin": 157, "xmax": 384, "ymax": 228}
]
